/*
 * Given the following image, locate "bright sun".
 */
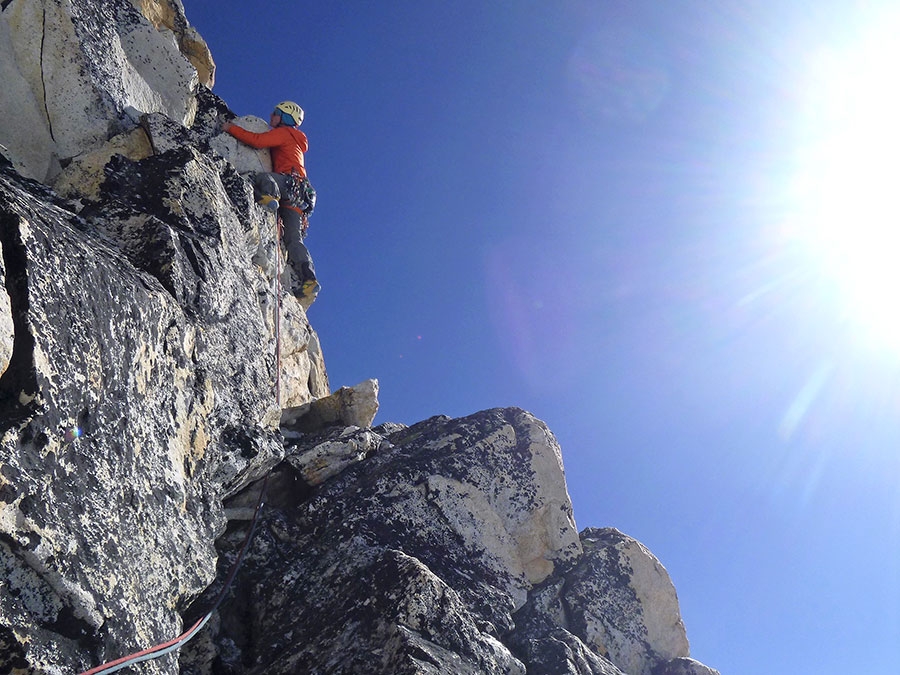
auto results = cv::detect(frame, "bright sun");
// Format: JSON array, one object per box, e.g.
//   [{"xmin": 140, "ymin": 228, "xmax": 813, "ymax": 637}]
[{"xmin": 788, "ymin": 11, "xmax": 900, "ymax": 353}]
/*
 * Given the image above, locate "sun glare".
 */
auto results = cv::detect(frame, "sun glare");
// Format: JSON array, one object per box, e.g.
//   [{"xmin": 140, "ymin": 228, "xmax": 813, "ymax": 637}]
[{"xmin": 788, "ymin": 11, "xmax": 900, "ymax": 354}]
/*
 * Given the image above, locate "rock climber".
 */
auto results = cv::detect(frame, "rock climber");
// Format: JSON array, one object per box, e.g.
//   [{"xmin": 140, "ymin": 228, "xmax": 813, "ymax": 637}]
[{"xmin": 222, "ymin": 101, "xmax": 319, "ymax": 299}]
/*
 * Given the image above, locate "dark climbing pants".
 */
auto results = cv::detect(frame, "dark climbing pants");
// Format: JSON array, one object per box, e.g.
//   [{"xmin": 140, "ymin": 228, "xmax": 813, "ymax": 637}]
[{"xmin": 253, "ymin": 172, "xmax": 316, "ymax": 282}]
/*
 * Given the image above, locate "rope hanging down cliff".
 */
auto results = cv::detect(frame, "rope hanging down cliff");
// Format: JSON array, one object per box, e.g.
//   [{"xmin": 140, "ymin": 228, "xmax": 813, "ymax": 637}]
[
  {"xmin": 275, "ymin": 215, "xmax": 283, "ymax": 407},
  {"xmin": 80, "ymin": 186, "xmax": 286, "ymax": 674},
  {"xmin": 78, "ymin": 474, "xmax": 270, "ymax": 675}
]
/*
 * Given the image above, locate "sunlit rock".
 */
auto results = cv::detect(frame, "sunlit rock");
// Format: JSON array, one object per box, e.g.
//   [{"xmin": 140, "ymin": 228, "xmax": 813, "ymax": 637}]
[
  {"xmin": 567, "ymin": 528, "xmax": 690, "ymax": 675},
  {"xmin": 284, "ymin": 423, "xmax": 392, "ymax": 487},
  {"xmin": 53, "ymin": 126, "xmax": 154, "ymax": 200},
  {"xmin": 281, "ymin": 378, "xmax": 380, "ymax": 433},
  {"xmin": 275, "ymin": 295, "xmax": 330, "ymax": 408},
  {"xmin": 510, "ymin": 527, "xmax": 692, "ymax": 675},
  {"xmin": 654, "ymin": 656, "xmax": 722, "ymax": 675},
  {"xmin": 209, "ymin": 115, "xmax": 272, "ymax": 175},
  {"xmin": 0, "ymin": 0, "xmax": 202, "ymax": 182},
  {"xmin": 129, "ymin": 0, "xmax": 216, "ymax": 87},
  {"xmin": 0, "ymin": 12, "xmax": 56, "ymax": 182}
]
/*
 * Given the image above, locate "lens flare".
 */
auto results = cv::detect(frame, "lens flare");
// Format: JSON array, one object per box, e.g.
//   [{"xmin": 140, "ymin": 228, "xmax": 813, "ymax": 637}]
[{"xmin": 567, "ymin": 26, "xmax": 670, "ymax": 125}]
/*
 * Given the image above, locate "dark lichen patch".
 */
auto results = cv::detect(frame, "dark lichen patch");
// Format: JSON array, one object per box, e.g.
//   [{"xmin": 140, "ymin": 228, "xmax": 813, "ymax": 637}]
[{"xmin": 0, "ymin": 625, "xmax": 29, "ymax": 673}]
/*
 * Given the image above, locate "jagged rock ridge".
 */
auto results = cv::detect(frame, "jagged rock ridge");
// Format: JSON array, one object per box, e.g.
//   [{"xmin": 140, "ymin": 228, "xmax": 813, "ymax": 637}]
[{"xmin": 0, "ymin": 1, "xmax": 719, "ymax": 674}]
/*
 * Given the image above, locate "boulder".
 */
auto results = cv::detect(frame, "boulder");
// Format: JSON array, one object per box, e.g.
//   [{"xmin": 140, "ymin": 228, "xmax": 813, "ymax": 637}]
[
  {"xmin": 654, "ymin": 657, "xmax": 722, "ymax": 675},
  {"xmin": 208, "ymin": 115, "xmax": 273, "ymax": 175},
  {"xmin": 568, "ymin": 528, "xmax": 690, "ymax": 675},
  {"xmin": 281, "ymin": 378, "xmax": 380, "ymax": 433}
]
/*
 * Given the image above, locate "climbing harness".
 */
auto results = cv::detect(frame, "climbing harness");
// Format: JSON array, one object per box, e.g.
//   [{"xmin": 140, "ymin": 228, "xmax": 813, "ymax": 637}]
[
  {"xmin": 78, "ymin": 474, "xmax": 271, "ymax": 675},
  {"xmin": 286, "ymin": 167, "xmax": 316, "ymax": 216}
]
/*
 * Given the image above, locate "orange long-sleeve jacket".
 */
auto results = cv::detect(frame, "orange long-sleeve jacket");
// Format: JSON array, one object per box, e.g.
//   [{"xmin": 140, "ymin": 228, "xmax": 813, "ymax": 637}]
[{"xmin": 227, "ymin": 124, "xmax": 308, "ymax": 177}]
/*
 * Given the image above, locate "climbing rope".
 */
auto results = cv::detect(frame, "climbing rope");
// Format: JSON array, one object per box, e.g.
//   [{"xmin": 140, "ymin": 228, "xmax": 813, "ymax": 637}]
[
  {"xmin": 79, "ymin": 206, "xmax": 283, "ymax": 674},
  {"xmin": 274, "ymin": 214, "xmax": 283, "ymax": 407},
  {"xmin": 78, "ymin": 474, "xmax": 270, "ymax": 675}
]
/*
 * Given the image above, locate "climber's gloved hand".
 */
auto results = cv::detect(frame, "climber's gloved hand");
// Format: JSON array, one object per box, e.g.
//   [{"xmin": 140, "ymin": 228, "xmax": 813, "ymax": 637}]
[{"xmin": 217, "ymin": 113, "xmax": 235, "ymax": 133}]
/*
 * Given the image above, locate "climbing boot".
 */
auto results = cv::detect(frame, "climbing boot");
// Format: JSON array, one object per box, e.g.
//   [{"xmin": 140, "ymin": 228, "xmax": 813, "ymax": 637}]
[
  {"xmin": 299, "ymin": 279, "xmax": 321, "ymax": 299},
  {"xmin": 258, "ymin": 194, "xmax": 279, "ymax": 213}
]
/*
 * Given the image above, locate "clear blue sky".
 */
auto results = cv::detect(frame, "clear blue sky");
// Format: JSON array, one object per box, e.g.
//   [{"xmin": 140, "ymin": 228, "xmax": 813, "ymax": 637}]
[{"xmin": 187, "ymin": 2, "xmax": 900, "ymax": 673}]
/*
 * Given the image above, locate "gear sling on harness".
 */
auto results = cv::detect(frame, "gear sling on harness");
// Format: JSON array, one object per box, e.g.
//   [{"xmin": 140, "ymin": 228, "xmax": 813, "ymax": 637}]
[
  {"xmin": 287, "ymin": 168, "xmax": 316, "ymax": 215},
  {"xmin": 286, "ymin": 168, "xmax": 316, "ymax": 237}
]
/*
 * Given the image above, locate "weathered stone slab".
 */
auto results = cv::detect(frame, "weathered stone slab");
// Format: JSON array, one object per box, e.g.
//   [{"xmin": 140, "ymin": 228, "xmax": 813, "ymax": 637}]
[
  {"xmin": 654, "ymin": 657, "xmax": 722, "ymax": 675},
  {"xmin": 0, "ymin": 11, "xmax": 56, "ymax": 182},
  {"xmin": 285, "ymin": 425, "xmax": 388, "ymax": 486},
  {"xmin": 281, "ymin": 378, "xmax": 379, "ymax": 432},
  {"xmin": 208, "ymin": 115, "xmax": 272, "ymax": 175}
]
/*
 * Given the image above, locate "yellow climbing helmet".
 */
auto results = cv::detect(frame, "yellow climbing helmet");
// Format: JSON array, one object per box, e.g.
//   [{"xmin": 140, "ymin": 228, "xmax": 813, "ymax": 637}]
[{"xmin": 274, "ymin": 101, "xmax": 304, "ymax": 126}]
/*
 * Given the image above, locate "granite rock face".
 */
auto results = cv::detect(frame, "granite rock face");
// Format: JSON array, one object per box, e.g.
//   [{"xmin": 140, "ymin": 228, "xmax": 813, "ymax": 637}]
[
  {"xmin": 0, "ymin": 1, "xmax": 720, "ymax": 674},
  {"xmin": 183, "ymin": 410, "xmax": 716, "ymax": 675},
  {"xmin": 1, "ymin": 2, "xmax": 326, "ymax": 669},
  {"xmin": 0, "ymin": 0, "xmax": 212, "ymax": 183},
  {"xmin": 510, "ymin": 527, "xmax": 698, "ymax": 675},
  {"xmin": 0, "ymin": 129, "xmax": 327, "ymax": 671},
  {"xmin": 187, "ymin": 409, "xmax": 583, "ymax": 674},
  {"xmin": 0, "ymin": 159, "xmax": 225, "ymax": 673}
]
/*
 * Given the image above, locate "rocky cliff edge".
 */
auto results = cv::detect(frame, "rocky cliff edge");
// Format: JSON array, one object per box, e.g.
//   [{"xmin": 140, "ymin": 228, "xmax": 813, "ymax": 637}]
[{"xmin": 0, "ymin": 1, "xmax": 719, "ymax": 674}]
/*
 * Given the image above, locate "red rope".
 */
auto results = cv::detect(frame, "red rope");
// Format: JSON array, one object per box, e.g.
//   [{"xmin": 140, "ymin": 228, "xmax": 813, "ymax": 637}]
[
  {"xmin": 274, "ymin": 214, "xmax": 283, "ymax": 407},
  {"xmin": 78, "ymin": 209, "xmax": 283, "ymax": 675},
  {"xmin": 78, "ymin": 616, "xmax": 207, "ymax": 675},
  {"xmin": 78, "ymin": 475, "xmax": 270, "ymax": 674}
]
